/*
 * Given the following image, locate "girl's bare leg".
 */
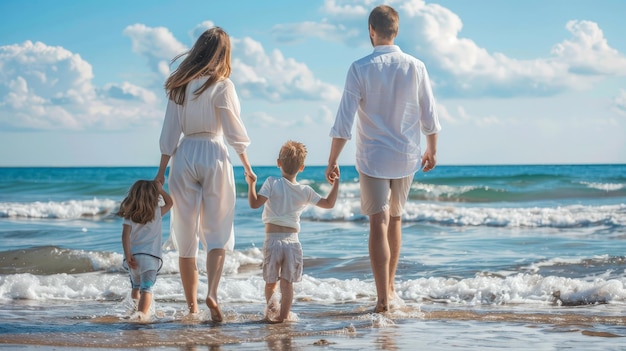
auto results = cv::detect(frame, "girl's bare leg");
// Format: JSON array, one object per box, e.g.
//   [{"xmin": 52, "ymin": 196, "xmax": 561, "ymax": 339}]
[{"xmin": 137, "ymin": 291, "xmax": 152, "ymax": 316}]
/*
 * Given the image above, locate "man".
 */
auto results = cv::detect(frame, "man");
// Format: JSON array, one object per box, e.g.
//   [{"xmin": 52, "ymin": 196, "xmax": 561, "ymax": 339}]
[{"xmin": 326, "ymin": 4, "xmax": 441, "ymax": 313}]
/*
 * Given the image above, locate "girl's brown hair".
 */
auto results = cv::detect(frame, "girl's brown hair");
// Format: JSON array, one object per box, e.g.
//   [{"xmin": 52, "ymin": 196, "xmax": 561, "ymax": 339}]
[
  {"xmin": 117, "ymin": 180, "xmax": 159, "ymax": 224},
  {"xmin": 165, "ymin": 27, "xmax": 232, "ymax": 105}
]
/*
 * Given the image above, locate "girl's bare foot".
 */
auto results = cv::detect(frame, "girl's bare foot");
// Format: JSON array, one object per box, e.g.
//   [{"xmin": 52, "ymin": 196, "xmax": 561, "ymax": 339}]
[{"xmin": 206, "ymin": 296, "xmax": 223, "ymax": 322}]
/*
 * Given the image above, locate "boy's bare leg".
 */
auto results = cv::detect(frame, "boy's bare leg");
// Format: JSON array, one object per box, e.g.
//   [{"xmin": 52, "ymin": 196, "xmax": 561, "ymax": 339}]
[
  {"xmin": 388, "ymin": 215, "xmax": 402, "ymax": 300},
  {"xmin": 206, "ymin": 248, "xmax": 225, "ymax": 322},
  {"xmin": 278, "ymin": 279, "xmax": 293, "ymax": 322},
  {"xmin": 369, "ymin": 210, "xmax": 390, "ymax": 313},
  {"xmin": 179, "ymin": 257, "xmax": 199, "ymax": 314},
  {"xmin": 265, "ymin": 282, "xmax": 278, "ymax": 303}
]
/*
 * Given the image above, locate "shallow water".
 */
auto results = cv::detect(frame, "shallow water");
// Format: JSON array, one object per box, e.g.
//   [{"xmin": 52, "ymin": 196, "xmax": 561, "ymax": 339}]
[{"xmin": 0, "ymin": 165, "xmax": 625, "ymax": 349}]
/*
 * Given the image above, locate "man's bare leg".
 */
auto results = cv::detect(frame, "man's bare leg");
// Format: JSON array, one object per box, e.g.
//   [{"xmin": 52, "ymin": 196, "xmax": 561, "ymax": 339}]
[
  {"xmin": 206, "ymin": 248, "xmax": 225, "ymax": 322},
  {"xmin": 369, "ymin": 210, "xmax": 390, "ymax": 312},
  {"xmin": 179, "ymin": 257, "xmax": 199, "ymax": 314},
  {"xmin": 388, "ymin": 215, "xmax": 402, "ymax": 299}
]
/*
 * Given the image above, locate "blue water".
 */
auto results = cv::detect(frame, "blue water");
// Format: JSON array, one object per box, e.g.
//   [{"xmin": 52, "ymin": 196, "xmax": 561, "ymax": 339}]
[{"xmin": 0, "ymin": 164, "xmax": 625, "ymax": 349}]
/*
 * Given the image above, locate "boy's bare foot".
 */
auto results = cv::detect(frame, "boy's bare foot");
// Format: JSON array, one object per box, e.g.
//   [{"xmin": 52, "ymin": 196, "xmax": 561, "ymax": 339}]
[
  {"xmin": 206, "ymin": 296, "xmax": 223, "ymax": 323},
  {"xmin": 263, "ymin": 317, "xmax": 284, "ymax": 324}
]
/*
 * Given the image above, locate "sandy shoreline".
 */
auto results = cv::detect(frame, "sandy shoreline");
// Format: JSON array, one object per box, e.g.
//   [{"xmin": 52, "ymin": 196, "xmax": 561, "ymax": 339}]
[{"xmin": 1, "ymin": 305, "xmax": 624, "ymax": 350}]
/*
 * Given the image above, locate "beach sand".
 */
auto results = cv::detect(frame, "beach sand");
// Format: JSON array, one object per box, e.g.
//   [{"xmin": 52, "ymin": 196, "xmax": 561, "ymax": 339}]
[{"xmin": 1, "ymin": 302, "xmax": 624, "ymax": 350}]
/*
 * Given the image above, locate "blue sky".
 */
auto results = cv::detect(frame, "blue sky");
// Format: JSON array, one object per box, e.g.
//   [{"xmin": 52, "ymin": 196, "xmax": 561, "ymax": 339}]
[{"xmin": 1, "ymin": 0, "xmax": 625, "ymax": 166}]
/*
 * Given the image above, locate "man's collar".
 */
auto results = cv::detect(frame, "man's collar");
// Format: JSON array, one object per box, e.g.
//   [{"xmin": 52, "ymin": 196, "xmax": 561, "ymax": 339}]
[{"xmin": 373, "ymin": 45, "xmax": 401, "ymax": 53}]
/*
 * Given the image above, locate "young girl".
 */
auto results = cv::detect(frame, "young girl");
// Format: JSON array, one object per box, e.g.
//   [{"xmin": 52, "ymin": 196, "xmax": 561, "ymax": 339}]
[{"xmin": 118, "ymin": 180, "xmax": 173, "ymax": 320}]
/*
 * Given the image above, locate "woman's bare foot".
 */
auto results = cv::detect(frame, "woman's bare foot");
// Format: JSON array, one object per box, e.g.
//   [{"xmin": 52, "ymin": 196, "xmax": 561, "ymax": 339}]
[{"xmin": 206, "ymin": 296, "xmax": 223, "ymax": 322}]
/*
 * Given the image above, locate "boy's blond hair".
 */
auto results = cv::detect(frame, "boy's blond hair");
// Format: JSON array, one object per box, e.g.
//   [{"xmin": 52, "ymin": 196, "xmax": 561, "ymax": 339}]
[
  {"xmin": 368, "ymin": 5, "xmax": 399, "ymax": 40},
  {"xmin": 278, "ymin": 140, "xmax": 307, "ymax": 175}
]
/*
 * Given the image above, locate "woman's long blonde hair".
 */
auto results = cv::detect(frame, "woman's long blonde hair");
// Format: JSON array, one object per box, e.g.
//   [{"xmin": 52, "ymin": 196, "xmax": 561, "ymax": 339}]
[
  {"xmin": 165, "ymin": 27, "xmax": 232, "ymax": 105},
  {"xmin": 117, "ymin": 180, "xmax": 159, "ymax": 224}
]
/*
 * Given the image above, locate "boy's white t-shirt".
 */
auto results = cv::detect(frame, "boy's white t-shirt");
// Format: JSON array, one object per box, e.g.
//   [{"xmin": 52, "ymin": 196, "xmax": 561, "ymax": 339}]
[{"xmin": 258, "ymin": 176, "xmax": 322, "ymax": 232}]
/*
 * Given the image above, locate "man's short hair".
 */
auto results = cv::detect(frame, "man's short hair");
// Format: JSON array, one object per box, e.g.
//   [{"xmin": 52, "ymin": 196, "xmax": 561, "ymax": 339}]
[{"xmin": 368, "ymin": 5, "xmax": 399, "ymax": 40}]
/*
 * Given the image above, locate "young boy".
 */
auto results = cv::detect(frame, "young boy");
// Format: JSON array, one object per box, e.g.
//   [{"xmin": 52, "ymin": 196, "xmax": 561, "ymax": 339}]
[{"xmin": 245, "ymin": 140, "xmax": 339, "ymax": 323}]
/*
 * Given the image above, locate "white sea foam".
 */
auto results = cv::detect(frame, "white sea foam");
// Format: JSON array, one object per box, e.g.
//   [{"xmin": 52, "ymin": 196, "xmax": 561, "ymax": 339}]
[
  {"xmin": 0, "ymin": 198, "xmax": 117, "ymax": 218},
  {"xmin": 1, "ymin": 198, "xmax": 625, "ymax": 228},
  {"xmin": 2, "ymin": 247, "xmax": 625, "ymax": 307},
  {"xmin": 2, "ymin": 268, "xmax": 624, "ymax": 308},
  {"xmin": 579, "ymin": 181, "xmax": 624, "ymax": 192}
]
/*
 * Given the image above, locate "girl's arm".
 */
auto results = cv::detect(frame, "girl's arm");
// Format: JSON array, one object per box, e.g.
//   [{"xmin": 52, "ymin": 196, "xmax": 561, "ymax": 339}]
[
  {"xmin": 121, "ymin": 224, "xmax": 137, "ymax": 269},
  {"xmin": 158, "ymin": 182, "xmax": 174, "ymax": 216},
  {"xmin": 155, "ymin": 154, "xmax": 170, "ymax": 185},
  {"xmin": 316, "ymin": 172, "xmax": 340, "ymax": 209}
]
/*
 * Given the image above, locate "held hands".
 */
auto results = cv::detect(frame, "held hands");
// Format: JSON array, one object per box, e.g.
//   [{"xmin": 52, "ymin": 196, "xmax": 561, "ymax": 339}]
[
  {"xmin": 325, "ymin": 164, "xmax": 340, "ymax": 185},
  {"xmin": 244, "ymin": 169, "xmax": 257, "ymax": 184}
]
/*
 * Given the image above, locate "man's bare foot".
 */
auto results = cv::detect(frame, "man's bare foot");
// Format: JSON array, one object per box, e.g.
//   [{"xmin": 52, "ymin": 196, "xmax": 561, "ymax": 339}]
[
  {"xmin": 206, "ymin": 296, "xmax": 223, "ymax": 323},
  {"xmin": 374, "ymin": 298, "xmax": 388, "ymax": 313}
]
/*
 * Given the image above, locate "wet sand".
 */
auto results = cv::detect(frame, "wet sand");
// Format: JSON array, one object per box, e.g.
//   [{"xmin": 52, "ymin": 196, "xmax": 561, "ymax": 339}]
[{"xmin": 1, "ymin": 303, "xmax": 624, "ymax": 350}]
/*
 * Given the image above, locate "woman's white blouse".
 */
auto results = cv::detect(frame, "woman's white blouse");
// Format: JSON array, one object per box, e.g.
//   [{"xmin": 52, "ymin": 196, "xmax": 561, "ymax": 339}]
[{"xmin": 160, "ymin": 78, "xmax": 250, "ymax": 156}]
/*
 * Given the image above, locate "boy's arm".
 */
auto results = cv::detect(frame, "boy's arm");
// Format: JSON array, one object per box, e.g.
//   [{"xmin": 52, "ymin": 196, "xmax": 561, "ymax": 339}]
[
  {"xmin": 316, "ymin": 175, "xmax": 340, "ymax": 209},
  {"xmin": 247, "ymin": 177, "xmax": 267, "ymax": 209},
  {"xmin": 158, "ymin": 184, "xmax": 174, "ymax": 216}
]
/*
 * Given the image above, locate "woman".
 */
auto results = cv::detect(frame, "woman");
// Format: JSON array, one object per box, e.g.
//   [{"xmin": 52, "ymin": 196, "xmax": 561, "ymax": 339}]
[{"xmin": 155, "ymin": 27, "xmax": 255, "ymax": 322}]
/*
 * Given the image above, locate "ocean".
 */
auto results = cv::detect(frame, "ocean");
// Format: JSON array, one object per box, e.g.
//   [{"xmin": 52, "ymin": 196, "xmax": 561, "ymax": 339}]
[{"xmin": 0, "ymin": 164, "xmax": 625, "ymax": 350}]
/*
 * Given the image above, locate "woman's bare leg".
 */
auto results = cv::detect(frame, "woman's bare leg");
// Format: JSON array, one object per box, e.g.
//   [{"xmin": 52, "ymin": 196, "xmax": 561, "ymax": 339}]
[
  {"xmin": 206, "ymin": 248, "xmax": 225, "ymax": 322},
  {"xmin": 179, "ymin": 257, "xmax": 199, "ymax": 314}
]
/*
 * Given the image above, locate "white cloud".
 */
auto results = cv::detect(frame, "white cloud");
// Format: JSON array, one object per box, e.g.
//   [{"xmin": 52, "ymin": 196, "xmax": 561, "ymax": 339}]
[
  {"xmin": 273, "ymin": 0, "xmax": 626, "ymax": 98},
  {"xmin": 614, "ymin": 89, "xmax": 626, "ymax": 116},
  {"xmin": 272, "ymin": 21, "xmax": 359, "ymax": 45},
  {"xmin": 123, "ymin": 24, "xmax": 187, "ymax": 83},
  {"xmin": 0, "ymin": 41, "xmax": 161, "ymax": 130},
  {"xmin": 322, "ymin": 0, "xmax": 370, "ymax": 17},
  {"xmin": 124, "ymin": 23, "xmax": 341, "ymax": 103},
  {"xmin": 552, "ymin": 20, "xmax": 626, "ymax": 75},
  {"xmin": 231, "ymin": 36, "xmax": 341, "ymax": 102},
  {"xmin": 191, "ymin": 21, "xmax": 217, "ymax": 41}
]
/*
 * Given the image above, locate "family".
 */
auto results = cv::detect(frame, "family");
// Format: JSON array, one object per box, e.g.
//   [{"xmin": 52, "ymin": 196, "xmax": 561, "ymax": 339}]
[{"xmin": 117, "ymin": 5, "xmax": 441, "ymax": 323}]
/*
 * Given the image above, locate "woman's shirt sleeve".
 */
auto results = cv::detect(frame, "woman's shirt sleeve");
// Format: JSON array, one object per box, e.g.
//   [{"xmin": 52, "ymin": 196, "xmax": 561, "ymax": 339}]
[
  {"xmin": 215, "ymin": 80, "xmax": 251, "ymax": 154},
  {"xmin": 159, "ymin": 99, "xmax": 182, "ymax": 156}
]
